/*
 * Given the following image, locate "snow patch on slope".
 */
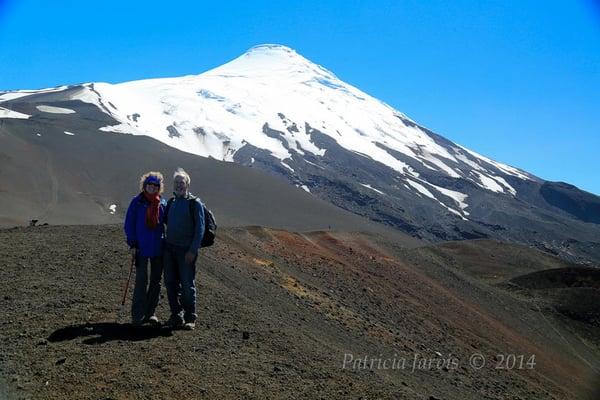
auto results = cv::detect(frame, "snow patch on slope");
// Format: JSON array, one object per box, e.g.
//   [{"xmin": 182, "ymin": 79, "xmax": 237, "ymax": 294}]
[
  {"xmin": 472, "ymin": 171, "xmax": 505, "ymax": 193},
  {"xmin": 280, "ymin": 161, "xmax": 295, "ymax": 173},
  {"xmin": 99, "ymin": 123, "xmax": 139, "ymax": 134},
  {"xmin": 0, "ymin": 107, "xmax": 30, "ymax": 119},
  {"xmin": 0, "ymin": 86, "xmax": 69, "ymax": 102},
  {"xmin": 36, "ymin": 105, "xmax": 76, "ymax": 114},
  {"xmin": 360, "ymin": 183, "xmax": 386, "ymax": 195},
  {"xmin": 296, "ymin": 184, "xmax": 311, "ymax": 193},
  {"xmin": 406, "ymin": 179, "xmax": 467, "ymax": 219},
  {"xmin": 420, "ymin": 180, "xmax": 470, "ymax": 215},
  {"xmin": 406, "ymin": 179, "xmax": 435, "ymax": 199},
  {"xmin": 457, "ymin": 144, "xmax": 531, "ymax": 181}
]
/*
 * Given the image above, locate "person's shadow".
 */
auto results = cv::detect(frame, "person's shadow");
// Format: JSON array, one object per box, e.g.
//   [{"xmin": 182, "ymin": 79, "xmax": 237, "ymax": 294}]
[{"xmin": 47, "ymin": 323, "xmax": 174, "ymax": 345}]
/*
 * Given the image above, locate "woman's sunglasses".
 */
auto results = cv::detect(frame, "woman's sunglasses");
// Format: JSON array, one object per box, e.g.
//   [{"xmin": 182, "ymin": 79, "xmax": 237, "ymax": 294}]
[{"xmin": 146, "ymin": 182, "xmax": 160, "ymax": 187}]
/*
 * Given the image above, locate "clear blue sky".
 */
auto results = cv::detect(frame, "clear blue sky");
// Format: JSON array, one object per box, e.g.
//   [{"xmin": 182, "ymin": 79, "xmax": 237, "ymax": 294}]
[{"xmin": 1, "ymin": 0, "xmax": 599, "ymax": 194}]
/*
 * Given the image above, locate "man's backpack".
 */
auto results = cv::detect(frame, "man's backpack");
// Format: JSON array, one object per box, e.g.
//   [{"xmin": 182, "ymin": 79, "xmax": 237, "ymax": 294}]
[{"xmin": 165, "ymin": 195, "xmax": 217, "ymax": 248}]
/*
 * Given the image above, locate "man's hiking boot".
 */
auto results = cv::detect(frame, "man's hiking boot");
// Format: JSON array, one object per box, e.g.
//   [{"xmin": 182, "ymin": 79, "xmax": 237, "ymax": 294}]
[
  {"xmin": 183, "ymin": 322, "xmax": 196, "ymax": 331},
  {"xmin": 131, "ymin": 319, "xmax": 144, "ymax": 327},
  {"xmin": 144, "ymin": 315, "xmax": 160, "ymax": 326},
  {"xmin": 166, "ymin": 316, "xmax": 184, "ymax": 329}
]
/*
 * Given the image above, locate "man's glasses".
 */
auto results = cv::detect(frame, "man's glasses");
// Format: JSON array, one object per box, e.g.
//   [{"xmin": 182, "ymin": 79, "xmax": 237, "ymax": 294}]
[{"xmin": 147, "ymin": 183, "xmax": 160, "ymax": 187}]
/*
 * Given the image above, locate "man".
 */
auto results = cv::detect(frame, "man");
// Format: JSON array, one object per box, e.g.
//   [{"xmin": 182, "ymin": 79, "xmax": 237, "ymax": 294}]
[{"xmin": 163, "ymin": 168, "xmax": 205, "ymax": 330}]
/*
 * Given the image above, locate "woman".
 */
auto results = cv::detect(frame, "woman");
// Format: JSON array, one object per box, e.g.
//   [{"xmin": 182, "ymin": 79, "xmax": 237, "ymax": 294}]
[{"xmin": 124, "ymin": 171, "xmax": 166, "ymax": 326}]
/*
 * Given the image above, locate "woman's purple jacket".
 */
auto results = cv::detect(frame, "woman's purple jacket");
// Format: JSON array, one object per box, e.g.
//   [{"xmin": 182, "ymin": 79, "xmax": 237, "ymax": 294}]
[{"xmin": 124, "ymin": 193, "xmax": 167, "ymax": 258}]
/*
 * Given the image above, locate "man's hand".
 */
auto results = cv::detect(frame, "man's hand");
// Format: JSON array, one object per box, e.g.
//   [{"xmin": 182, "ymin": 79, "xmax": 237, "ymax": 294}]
[{"xmin": 185, "ymin": 251, "xmax": 197, "ymax": 265}]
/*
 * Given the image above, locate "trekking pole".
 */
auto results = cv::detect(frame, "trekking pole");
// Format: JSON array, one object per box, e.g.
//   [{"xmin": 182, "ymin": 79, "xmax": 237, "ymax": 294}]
[{"xmin": 121, "ymin": 251, "xmax": 136, "ymax": 306}]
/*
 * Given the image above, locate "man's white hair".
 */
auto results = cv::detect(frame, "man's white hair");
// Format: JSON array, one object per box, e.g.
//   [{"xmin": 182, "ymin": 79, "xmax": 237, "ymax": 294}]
[{"xmin": 173, "ymin": 167, "xmax": 191, "ymax": 186}]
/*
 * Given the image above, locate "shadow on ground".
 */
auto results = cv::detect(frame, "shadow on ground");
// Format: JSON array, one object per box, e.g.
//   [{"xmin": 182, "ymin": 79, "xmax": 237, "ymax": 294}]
[{"xmin": 47, "ymin": 323, "xmax": 174, "ymax": 345}]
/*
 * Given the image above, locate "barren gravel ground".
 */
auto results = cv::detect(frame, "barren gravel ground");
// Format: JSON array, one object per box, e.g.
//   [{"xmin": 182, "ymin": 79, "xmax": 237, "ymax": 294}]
[{"xmin": 0, "ymin": 225, "xmax": 598, "ymax": 399}]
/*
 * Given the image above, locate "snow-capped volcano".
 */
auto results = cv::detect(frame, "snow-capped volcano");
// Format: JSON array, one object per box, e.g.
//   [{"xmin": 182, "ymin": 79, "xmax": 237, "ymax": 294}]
[
  {"xmin": 2, "ymin": 44, "xmax": 599, "ymax": 262},
  {"xmin": 68, "ymin": 44, "xmax": 532, "ymax": 201}
]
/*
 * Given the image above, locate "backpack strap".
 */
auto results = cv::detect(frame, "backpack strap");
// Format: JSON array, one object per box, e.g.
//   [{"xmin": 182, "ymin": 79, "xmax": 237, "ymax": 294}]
[
  {"xmin": 164, "ymin": 197, "xmax": 175, "ymax": 225},
  {"xmin": 188, "ymin": 194, "xmax": 198, "ymax": 227}
]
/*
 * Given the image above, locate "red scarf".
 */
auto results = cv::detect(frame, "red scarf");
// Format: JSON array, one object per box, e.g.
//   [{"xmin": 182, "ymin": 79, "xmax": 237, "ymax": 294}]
[{"xmin": 143, "ymin": 191, "xmax": 161, "ymax": 229}]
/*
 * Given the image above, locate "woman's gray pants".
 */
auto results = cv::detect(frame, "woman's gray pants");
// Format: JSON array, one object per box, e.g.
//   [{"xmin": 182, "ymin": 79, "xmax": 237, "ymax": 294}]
[{"xmin": 131, "ymin": 254, "xmax": 163, "ymax": 323}]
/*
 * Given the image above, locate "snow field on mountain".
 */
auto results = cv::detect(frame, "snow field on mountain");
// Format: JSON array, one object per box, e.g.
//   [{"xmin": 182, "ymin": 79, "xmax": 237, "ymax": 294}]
[{"xmin": 3, "ymin": 44, "xmax": 537, "ymax": 219}]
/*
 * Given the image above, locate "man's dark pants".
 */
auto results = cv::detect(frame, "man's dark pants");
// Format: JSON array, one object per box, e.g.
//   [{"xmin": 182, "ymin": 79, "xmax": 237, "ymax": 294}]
[{"xmin": 163, "ymin": 242, "xmax": 198, "ymax": 323}]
